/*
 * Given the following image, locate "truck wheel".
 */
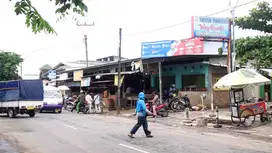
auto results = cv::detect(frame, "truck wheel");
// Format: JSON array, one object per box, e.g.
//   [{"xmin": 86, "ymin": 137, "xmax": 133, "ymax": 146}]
[
  {"xmin": 28, "ymin": 110, "xmax": 35, "ymax": 117},
  {"xmin": 7, "ymin": 108, "xmax": 16, "ymax": 118}
]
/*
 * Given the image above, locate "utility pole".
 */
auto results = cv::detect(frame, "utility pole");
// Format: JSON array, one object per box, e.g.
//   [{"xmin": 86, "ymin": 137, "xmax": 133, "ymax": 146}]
[
  {"xmin": 76, "ymin": 22, "xmax": 95, "ymax": 67},
  {"xmin": 229, "ymin": 0, "xmax": 237, "ymax": 72},
  {"xmin": 117, "ymin": 28, "xmax": 122, "ymax": 115},
  {"xmin": 231, "ymin": 2, "xmax": 236, "ymax": 72}
]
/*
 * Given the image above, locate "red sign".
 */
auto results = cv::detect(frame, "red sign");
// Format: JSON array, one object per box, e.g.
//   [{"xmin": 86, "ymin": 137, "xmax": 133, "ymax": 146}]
[
  {"xmin": 173, "ymin": 38, "xmax": 204, "ymax": 56},
  {"xmin": 239, "ymin": 101, "xmax": 267, "ymax": 116}
]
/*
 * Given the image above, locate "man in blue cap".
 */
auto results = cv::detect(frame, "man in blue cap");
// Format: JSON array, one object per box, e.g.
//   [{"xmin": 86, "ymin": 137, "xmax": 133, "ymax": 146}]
[{"xmin": 128, "ymin": 92, "xmax": 155, "ymax": 138}]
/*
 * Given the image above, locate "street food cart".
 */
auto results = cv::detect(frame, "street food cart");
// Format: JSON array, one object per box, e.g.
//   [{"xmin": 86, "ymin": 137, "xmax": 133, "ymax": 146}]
[{"xmin": 213, "ymin": 69, "xmax": 271, "ymax": 127}]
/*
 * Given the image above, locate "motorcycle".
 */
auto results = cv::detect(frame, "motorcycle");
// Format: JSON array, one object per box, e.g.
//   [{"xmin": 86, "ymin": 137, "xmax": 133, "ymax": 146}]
[
  {"xmin": 64, "ymin": 98, "xmax": 74, "ymax": 110},
  {"xmin": 146, "ymin": 102, "xmax": 169, "ymax": 117},
  {"xmin": 66, "ymin": 101, "xmax": 75, "ymax": 111},
  {"xmin": 70, "ymin": 101, "xmax": 89, "ymax": 114},
  {"xmin": 177, "ymin": 94, "xmax": 192, "ymax": 111},
  {"xmin": 163, "ymin": 93, "xmax": 180, "ymax": 112}
]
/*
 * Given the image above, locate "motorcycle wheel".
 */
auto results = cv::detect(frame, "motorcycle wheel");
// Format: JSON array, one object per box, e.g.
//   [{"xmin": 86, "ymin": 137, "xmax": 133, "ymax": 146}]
[
  {"xmin": 160, "ymin": 109, "xmax": 169, "ymax": 117},
  {"xmin": 170, "ymin": 101, "xmax": 178, "ymax": 111},
  {"xmin": 82, "ymin": 108, "xmax": 88, "ymax": 114},
  {"xmin": 176, "ymin": 102, "xmax": 185, "ymax": 112},
  {"xmin": 67, "ymin": 104, "xmax": 73, "ymax": 111}
]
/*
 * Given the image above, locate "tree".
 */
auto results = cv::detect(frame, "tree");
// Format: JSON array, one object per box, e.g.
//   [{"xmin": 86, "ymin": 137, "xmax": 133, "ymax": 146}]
[
  {"xmin": 12, "ymin": 0, "xmax": 88, "ymax": 34},
  {"xmin": 235, "ymin": 1, "xmax": 272, "ymax": 69},
  {"xmin": 0, "ymin": 52, "xmax": 24, "ymax": 81}
]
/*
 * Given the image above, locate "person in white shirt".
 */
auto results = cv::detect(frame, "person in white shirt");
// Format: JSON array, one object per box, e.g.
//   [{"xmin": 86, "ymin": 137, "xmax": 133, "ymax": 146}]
[
  {"xmin": 94, "ymin": 93, "xmax": 101, "ymax": 113},
  {"xmin": 85, "ymin": 91, "xmax": 93, "ymax": 113}
]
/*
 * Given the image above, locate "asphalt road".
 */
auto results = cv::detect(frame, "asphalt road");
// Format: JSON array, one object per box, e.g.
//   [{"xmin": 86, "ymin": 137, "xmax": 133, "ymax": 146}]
[{"xmin": 0, "ymin": 111, "xmax": 272, "ymax": 153}]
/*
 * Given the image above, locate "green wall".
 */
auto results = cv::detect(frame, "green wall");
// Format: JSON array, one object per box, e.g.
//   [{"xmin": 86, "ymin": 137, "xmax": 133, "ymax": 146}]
[
  {"xmin": 151, "ymin": 63, "xmax": 209, "ymax": 89},
  {"xmin": 259, "ymin": 85, "xmax": 265, "ymax": 98},
  {"xmin": 259, "ymin": 79, "xmax": 272, "ymax": 101}
]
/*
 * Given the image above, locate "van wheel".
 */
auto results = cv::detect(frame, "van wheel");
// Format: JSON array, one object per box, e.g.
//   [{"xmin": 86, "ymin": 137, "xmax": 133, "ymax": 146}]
[
  {"xmin": 28, "ymin": 110, "xmax": 35, "ymax": 117},
  {"xmin": 7, "ymin": 108, "xmax": 16, "ymax": 118}
]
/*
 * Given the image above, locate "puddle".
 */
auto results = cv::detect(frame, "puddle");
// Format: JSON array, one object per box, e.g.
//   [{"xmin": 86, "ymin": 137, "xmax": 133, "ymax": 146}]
[{"xmin": 0, "ymin": 139, "xmax": 19, "ymax": 153}]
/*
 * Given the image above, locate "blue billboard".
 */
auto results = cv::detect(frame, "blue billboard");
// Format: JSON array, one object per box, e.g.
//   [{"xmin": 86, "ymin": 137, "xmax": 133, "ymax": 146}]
[{"xmin": 141, "ymin": 40, "xmax": 175, "ymax": 58}]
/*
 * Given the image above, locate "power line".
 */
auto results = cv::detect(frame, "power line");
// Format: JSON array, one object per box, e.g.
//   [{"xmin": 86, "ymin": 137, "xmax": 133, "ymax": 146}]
[{"xmin": 125, "ymin": 0, "xmax": 259, "ymax": 37}]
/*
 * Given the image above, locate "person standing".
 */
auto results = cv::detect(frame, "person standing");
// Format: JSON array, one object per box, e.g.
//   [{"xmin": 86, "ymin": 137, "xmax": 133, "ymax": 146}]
[
  {"xmin": 85, "ymin": 91, "xmax": 93, "ymax": 113},
  {"xmin": 149, "ymin": 91, "xmax": 159, "ymax": 117},
  {"xmin": 76, "ymin": 91, "xmax": 85, "ymax": 113},
  {"xmin": 94, "ymin": 93, "xmax": 101, "ymax": 113},
  {"xmin": 128, "ymin": 92, "xmax": 154, "ymax": 138}
]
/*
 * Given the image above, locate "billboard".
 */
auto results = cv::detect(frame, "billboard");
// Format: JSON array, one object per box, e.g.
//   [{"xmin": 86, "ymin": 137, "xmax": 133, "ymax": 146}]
[
  {"xmin": 141, "ymin": 38, "xmax": 204, "ymax": 58},
  {"xmin": 171, "ymin": 38, "xmax": 204, "ymax": 56},
  {"xmin": 141, "ymin": 40, "xmax": 175, "ymax": 58},
  {"xmin": 191, "ymin": 16, "xmax": 230, "ymax": 39}
]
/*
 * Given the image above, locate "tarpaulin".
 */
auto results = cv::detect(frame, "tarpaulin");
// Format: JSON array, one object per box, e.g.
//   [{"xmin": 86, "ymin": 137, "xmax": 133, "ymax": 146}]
[
  {"xmin": 0, "ymin": 80, "xmax": 43, "ymax": 101},
  {"xmin": 0, "ymin": 80, "xmax": 19, "ymax": 90},
  {"xmin": 19, "ymin": 80, "xmax": 44, "ymax": 101}
]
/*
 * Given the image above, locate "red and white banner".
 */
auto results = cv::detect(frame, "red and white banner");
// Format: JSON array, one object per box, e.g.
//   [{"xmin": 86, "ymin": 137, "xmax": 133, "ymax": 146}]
[{"xmin": 173, "ymin": 38, "xmax": 204, "ymax": 56}]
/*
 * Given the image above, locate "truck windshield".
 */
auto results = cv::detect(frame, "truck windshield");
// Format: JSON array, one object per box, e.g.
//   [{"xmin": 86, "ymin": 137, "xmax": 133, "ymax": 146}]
[{"xmin": 44, "ymin": 91, "xmax": 62, "ymax": 98}]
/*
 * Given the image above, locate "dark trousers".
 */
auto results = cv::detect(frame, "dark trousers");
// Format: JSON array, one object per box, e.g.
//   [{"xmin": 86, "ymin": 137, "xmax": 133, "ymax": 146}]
[{"xmin": 130, "ymin": 116, "xmax": 151, "ymax": 136}]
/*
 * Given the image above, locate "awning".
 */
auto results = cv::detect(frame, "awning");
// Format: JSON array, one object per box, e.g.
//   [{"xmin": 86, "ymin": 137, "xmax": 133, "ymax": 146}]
[
  {"xmin": 260, "ymin": 69, "xmax": 272, "ymax": 77},
  {"xmin": 82, "ymin": 70, "xmax": 139, "ymax": 78},
  {"xmin": 213, "ymin": 68, "xmax": 271, "ymax": 90}
]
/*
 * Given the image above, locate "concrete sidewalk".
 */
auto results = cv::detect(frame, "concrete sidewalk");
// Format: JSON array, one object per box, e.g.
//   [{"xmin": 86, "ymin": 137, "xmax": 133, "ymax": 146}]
[{"xmin": 104, "ymin": 108, "xmax": 272, "ymax": 141}]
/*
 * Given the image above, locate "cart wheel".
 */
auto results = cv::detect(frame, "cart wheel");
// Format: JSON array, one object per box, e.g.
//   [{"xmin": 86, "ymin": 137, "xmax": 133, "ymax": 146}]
[
  {"xmin": 260, "ymin": 113, "xmax": 267, "ymax": 122},
  {"xmin": 231, "ymin": 116, "xmax": 241, "ymax": 125},
  {"xmin": 240, "ymin": 109, "xmax": 255, "ymax": 127}
]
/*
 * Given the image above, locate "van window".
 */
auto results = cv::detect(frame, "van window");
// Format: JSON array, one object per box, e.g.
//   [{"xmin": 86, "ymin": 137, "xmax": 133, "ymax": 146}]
[{"xmin": 44, "ymin": 90, "xmax": 62, "ymax": 98}]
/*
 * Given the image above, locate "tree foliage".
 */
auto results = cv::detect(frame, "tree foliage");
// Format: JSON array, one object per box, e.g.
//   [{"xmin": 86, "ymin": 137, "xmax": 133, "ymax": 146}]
[
  {"xmin": 235, "ymin": 1, "xmax": 272, "ymax": 69},
  {"xmin": 0, "ymin": 52, "xmax": 24, "ymax": 81},
  {"xmin": 12, "ymin": 0, "xmax": 88, "ymax": 34}
]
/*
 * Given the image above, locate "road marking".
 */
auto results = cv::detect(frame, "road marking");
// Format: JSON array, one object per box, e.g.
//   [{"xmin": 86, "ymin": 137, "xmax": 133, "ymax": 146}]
[
  {"xmin": 204, "ymin": 133, "xmax": 239, "ymax": 139},
  {"xmin": 119, "ymin": 144, "xmax": 150, "ymax": 153},
  {"xmin": 61, "ymin": 123, "xmax": 77, "ymax": 130}
]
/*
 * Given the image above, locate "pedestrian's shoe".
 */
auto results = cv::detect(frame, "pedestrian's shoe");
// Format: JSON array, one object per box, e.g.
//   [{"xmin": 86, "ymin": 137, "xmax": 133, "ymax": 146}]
[
  {"xmin": 128, "ymin": 134, "xmax": 135, "ymax": 138},
  {"xmin": 146, "ymin": 134, "xmax": 153, "ymax": 138}
]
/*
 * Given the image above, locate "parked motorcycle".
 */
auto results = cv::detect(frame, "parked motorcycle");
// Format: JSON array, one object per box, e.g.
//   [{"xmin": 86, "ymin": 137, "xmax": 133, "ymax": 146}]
[
  {"xmin": 146, "ymin": 102, "xmax": 169, "ymax": 117},
  {"xmin": 177, "ymin": 94, "xmax": 192, "ymax": 111},
  {"xmin": 164, "ymin": 94, "xmax": 180, "ymax": 112}
]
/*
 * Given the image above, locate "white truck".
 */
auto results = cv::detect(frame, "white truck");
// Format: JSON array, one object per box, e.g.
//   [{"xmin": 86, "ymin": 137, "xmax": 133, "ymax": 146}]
[{"xmin": 0, "ymin": 79, "xmax": 44, "ymax": 118}]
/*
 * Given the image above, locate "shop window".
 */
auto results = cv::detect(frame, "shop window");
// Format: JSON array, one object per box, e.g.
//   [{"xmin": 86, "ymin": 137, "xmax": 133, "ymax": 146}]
[
  {"xmin": 192, "ymin": 65, "xmax": 195, "ymax": 69},
  {"xmin": 181, "ymin": 74, "xmax": 206, "ymax": 91},
  {"xmin": 155, "ymin": 76, "xmax": 175, "ymax": 92},
  {"xmin": 184, "ymin": 66, "xmax": 187, "ymax": 70}
]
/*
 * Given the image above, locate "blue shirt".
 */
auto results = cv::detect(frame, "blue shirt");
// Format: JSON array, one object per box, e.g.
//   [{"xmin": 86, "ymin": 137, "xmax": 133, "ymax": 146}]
[{"xmin": 135, "ymin": 92, "xmax": 146, "ymax": 116}]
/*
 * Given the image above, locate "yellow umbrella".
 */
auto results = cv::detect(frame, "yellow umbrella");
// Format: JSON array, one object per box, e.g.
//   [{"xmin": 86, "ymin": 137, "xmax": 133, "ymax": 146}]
[{"xmin": 213, "ymin": 69, "xmax": 271, "ymax": 91}]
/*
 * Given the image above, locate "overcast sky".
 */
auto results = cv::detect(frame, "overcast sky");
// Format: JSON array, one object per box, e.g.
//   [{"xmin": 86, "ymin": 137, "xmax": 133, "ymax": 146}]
[{"xmin": 0, "ymin": 0, "xmax": 267, "ymax": 77}]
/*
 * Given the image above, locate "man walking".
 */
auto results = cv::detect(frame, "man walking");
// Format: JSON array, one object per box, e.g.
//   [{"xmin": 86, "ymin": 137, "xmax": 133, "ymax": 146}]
[{"xmin": 128, "ymin": 92, "xmax": 154, "ymax": 138}]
